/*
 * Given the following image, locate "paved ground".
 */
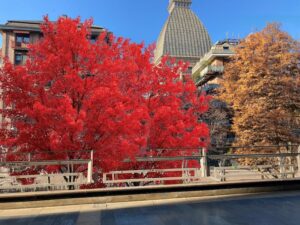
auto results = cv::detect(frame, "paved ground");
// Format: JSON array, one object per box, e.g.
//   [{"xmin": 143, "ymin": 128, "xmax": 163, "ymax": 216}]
[{"xmin": 1, "ymin": 191, "xmax": 300, "ymax": 225}]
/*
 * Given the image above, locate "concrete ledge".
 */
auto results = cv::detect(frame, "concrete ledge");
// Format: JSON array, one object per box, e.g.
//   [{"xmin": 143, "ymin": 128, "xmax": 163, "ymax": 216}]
[{"xmin": 1, "ymin": 179, "xmax": 300, "ymax": 210}]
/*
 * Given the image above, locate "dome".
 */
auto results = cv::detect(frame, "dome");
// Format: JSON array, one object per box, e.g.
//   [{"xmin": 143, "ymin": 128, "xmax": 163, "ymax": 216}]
[{"xmin": 154, "ymin": 0, "xmax": 212, "ymax": 67}]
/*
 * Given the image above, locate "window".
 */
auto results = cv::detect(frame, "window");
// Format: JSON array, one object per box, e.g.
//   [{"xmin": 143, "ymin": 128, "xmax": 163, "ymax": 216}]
[
  {"xmin": 14, "ymin": 51, "xmax": 27, "ymax": 65},
  {"xmin": 15, "ymin": 33, "xmax": 30, "ymax": 47},
  {"xmin": 90, "ymin": 35, "xmax": 98, "ymax": 44}
]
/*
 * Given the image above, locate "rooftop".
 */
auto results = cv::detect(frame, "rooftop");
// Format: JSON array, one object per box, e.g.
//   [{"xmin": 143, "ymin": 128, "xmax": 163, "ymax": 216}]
[{"xmin": 0, "ymin": 19, "xmax": 105, "ymax": 35}]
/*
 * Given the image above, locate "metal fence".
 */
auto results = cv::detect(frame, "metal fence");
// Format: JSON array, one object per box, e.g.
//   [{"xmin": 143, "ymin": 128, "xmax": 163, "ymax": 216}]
[
  {"xmin": 0, "ymin": 150, "xmax": 94, "ymax": 193},
  {"xmin": 0, "ymin": 145, "xmax": 299, "ymax": 193}
]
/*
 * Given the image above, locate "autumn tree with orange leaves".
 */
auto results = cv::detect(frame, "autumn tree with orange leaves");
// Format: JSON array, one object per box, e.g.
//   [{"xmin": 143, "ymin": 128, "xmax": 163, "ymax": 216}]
[{"xmin": 219, "ymin": 23, "xmax": 300, "ymax": 153}]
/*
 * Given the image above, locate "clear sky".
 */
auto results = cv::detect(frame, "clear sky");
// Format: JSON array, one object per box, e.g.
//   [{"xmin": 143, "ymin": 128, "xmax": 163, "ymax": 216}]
[{"xmin": 0, "ymin": 0, "xmax": 300, "ymax": 47}]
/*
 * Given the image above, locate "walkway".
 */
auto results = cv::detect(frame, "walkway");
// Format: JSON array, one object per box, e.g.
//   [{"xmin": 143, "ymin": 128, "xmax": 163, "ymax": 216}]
[{"xmin": 1, "ymin": 191, "xmax": 300, "ymax": 225}]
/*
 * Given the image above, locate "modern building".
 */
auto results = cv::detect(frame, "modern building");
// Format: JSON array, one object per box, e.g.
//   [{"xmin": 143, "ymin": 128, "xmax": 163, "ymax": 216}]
[
  {"xmin": 0, "ymin": 20, "xmax": 105, "ymax": 66},
  {"xmin": 192, "ymin": 40, "xmax": 239, "ymax": 150},
  {"xmin": 192, "ymin": 39, "xmax": 239, "ymax": 87},
  {"xmin": 154, "ymin": 0, "xmax": 212, "ymax": 72}
]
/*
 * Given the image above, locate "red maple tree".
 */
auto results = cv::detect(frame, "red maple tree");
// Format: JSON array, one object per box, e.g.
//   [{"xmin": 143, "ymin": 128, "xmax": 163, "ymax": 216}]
[{"xmin": 0, "ymin": 17, "xmax": 209, "ymax": 186}]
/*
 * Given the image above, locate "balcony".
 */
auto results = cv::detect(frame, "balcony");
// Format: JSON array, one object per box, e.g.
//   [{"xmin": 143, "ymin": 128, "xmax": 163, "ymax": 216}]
[
  {"xmin": 201, "ymin": 65, "xmax": 224, "ymax": 76},
  {"xmin": 195, "ymin": 65, "xmax": 224, "ymax": 86},
  {"xmin": 11, "ymin": 41, "xmax": 29, "ymax": 50}
]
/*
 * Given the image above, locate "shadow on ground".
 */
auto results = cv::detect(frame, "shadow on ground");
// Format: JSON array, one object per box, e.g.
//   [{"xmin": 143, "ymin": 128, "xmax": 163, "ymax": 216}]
[{"xmin": 1, "ymin": 192, "xmax": 300, "ymax": 225}]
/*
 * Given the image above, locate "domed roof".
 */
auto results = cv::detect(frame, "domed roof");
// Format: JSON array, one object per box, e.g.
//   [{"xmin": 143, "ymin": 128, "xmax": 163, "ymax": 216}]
[{"xmin": 154, "ymin": 0, "xmax": 212, "ymax": 66}]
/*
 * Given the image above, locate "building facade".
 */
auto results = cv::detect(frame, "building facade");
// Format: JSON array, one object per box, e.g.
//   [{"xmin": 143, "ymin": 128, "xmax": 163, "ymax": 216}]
[
  {"xmin": 192, "ymin": 39, "xmax": 239, "ymax": 87},
  {"xmin": 0, "ymin": 20, "xmax": 105, "ymax": 66}
]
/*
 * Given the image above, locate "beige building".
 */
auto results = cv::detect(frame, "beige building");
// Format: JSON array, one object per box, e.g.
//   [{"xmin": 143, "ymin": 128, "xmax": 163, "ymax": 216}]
[
  {"xmin": 0, "ymin": 20, "xmax": 105, "ymax": 66},
  {"xmin": 0, "ymin": 48, "xmax": 2, "ymax": 66},
  {"xmin": 192, "ymin": 39, "xmax": 239, "ymax": 87}
]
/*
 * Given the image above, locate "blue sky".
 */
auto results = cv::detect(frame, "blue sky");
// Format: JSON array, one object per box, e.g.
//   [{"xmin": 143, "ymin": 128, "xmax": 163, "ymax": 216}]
[{"xmin": 0, "ymin": 0, "xmax": 300, "ymax": 47}]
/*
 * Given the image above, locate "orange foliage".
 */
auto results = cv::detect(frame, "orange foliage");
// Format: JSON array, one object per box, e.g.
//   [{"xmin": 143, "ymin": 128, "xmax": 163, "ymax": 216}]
[{"xmin": 219, "ymin": 23, "xmax": 300, "ymax": 152}]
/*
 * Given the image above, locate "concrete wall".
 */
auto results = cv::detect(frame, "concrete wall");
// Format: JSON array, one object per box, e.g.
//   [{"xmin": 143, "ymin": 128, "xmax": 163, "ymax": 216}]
[{"xmin": 1, "ymin": 179, "xmax": 300, "ymax": 209}]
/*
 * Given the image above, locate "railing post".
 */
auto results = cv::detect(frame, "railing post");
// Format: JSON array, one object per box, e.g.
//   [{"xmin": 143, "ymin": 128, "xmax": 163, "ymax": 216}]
[
  {"xmin": 287, "ymin": 142, "xmax": 294, "ymax": 178},
  {"xmin": 279, "ymin": 155, "xmax": 285, "ymax": 179},
  {"xmin": 297, "ymin": 145, "xmax": 300, "ymax": 177},
  {"xmin": 87, "ymin": 150, "xmax": 93, "ymax": 184},
  {"xmin": 200, "ymin": 148, "xmax": 208, "ymax": 178}
]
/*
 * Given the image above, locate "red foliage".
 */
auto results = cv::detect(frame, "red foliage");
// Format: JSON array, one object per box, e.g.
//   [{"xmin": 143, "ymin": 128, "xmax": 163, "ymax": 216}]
[{"xmin": 0, "ymin": 17, "xmax": 209, "ymax": 184}]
